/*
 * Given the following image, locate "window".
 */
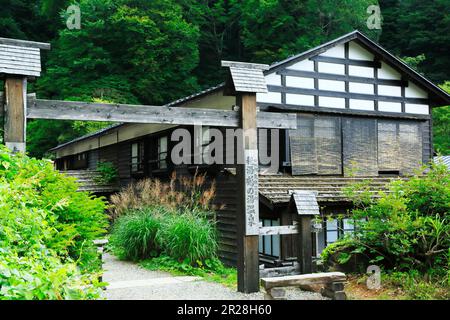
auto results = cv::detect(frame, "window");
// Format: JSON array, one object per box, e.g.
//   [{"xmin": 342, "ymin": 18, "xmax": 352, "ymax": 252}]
[
  {"xmin": 131, "ymin": 141, "xmax": 144, "ymax": 174},
  {"xmin": 315, "ymin": 216, "xmax": 357, "ymax": 256},
  {"xmin": 193, "ymin": 126, "xmax": 211, "ymax": 164},
  {"xmin": 158, "ymin": 136, "xmax": 168, "ymax": 169},
  {"xmin": 258, "ymin": 219, "xmax": 281, "ymax": 258}
]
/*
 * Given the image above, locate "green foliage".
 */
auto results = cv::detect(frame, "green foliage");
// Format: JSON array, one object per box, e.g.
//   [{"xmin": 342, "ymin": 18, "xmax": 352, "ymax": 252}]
[
  {"xmin": 176, "ymin": 0, "xmax": 379, "ymax": 86},
  {"xmin": 37, "ymin": 0, "xmax": 200, "ymax": 105},
  {"xmin": 401, "ymin": 54, "xmax": 426, "ymax": 73},
  {"xmin": 322, "ymin": 162, "xmax": 450, "ymax": 276},
  {"xmin": 379, "ymin": 0, "xmax": 450, "ymax": 83},
  {"xmin": 239, "ymin": 0, "xmax": 380, "ymax": 64},
  {"xmin": 0, "ymin": 145, "xmax": 108, "ymax": 299},
  {"xmin": 94, "ymin": 161, "xmax": 118, "ymax": 185},
  {"xmin": 384, "ymin": 270, "xmax": 450, "ymax": 300},
  {"xmin": 433, "ymin": 82, "xmax": 450, "ymax": 155}
]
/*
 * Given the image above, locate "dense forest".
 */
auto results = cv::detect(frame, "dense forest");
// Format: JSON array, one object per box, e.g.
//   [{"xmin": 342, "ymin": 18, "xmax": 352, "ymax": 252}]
[{"xmin": 0, "ymin": 0, "xmax": 449, "ymax": 158}]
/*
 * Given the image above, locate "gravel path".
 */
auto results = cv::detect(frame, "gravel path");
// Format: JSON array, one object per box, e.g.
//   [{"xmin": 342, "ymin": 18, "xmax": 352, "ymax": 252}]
[{"xmin": 102, "ymin": 253, "xmax": 327, "ymax": 300}]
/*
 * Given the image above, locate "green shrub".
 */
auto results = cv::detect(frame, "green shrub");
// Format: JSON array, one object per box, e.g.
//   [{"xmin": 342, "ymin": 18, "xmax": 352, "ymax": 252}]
[
  {"xmin": 157, "ymin": 211, "xmax": 218, "ymax": 265},
  {"xmin": 322, "ymin": 162, "xmax": 450, "ymax": 277},
  {"xmin": 109, "ymin": 207, "xmax": 163, "ymax": 260},
  {"xmin": 0, "ymin": 145, "xmax": 107, "ymax": 299},
  {"xmin": 384, "ymin": 271, "xmax": 450, "ymax": 300},
  {"xmin": 94, "ymin": 161, "xmax": 118, "ymax": 185}
]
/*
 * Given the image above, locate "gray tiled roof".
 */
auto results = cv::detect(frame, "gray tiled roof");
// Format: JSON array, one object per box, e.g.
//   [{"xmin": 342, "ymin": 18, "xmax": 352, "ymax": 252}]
[
  {"xmin": 290, "ymin": 191, "xmax": 320, "ymax": 215},
  {"xmin": 259, "ymin": 175, "xmax": 403, "ymax": 204},
  {"xmin": 222, "ymin": 61, "xmax": 269, "ymax": 93},
  {"xmin": 229, "ymin": 67, "xmax": 268, "ymax": 93},
  {"xmin": 0, "ymin": 37, "xmax": 50, "ymax": 77}
]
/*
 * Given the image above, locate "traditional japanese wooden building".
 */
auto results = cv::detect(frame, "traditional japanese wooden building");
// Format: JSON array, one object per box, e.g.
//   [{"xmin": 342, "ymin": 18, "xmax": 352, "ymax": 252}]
[{"xmin": 52, "ymin": 31, "xmax": 450, "ymax": 268}]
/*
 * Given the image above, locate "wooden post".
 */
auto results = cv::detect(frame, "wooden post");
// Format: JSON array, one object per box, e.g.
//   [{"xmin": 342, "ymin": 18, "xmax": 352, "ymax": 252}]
[
  {"xmin": 3, "ymin": 77, "xmax": 27, "ymax": 153},
  {"xmin": 236, "ymin": 92, "xmax": 260, "ymax": 293},
  {"xmin": 297, "ymin": 215, "xmax": 313, "ymax": 274}
]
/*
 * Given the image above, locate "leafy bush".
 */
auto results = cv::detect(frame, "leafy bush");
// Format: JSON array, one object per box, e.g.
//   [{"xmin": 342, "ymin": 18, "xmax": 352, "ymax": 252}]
[
  {"xmin": 383, "ymin": 270, "xmax": 450, "ymax": 300},
  {"xmin": 322, "ymin": 162, "xmax": 450, "ymax": 279},
  {"xmin": 109, "ymin": 207, "xmax": 163, "ymax": 261},
  {"xmin": 0, "ymin": 145, "xmax": 107, "ymax": 299},
  {"xmin": 94, "ymin": 161, "xmax": 118, "ymax": 185}
]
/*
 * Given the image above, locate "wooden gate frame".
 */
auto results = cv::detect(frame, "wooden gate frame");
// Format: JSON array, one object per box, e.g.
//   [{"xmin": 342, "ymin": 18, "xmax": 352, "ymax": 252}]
[{"xmin": 0, "ymin": 37, "xmax": 299, "ymax": 293}]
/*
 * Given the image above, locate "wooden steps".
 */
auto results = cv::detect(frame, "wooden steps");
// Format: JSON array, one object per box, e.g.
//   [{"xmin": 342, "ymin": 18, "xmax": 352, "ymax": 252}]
[{"xmin": 61, "ymin": 170, "xmax": 119, "ymax": 193}]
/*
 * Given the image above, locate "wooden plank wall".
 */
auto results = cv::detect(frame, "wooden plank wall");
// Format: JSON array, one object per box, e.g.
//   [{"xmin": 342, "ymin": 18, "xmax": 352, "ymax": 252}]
[
  {"xmin": 88, "ymin": 149, "xmax": 98, "ymax": 169},
  {"xmin": 422, "ymin": 120, "xmax": 432, "ymax": 164},
  {"xmin": 213, "ymin": 172, "xmax": 239, "ymax": 267},
  {"xmin": 96, "ymin": 142, "xmax": 132, "ymax": 187}
]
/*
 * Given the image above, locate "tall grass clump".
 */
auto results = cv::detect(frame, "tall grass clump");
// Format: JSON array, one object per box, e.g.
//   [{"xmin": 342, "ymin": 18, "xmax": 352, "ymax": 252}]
[
  {"xmin": 157, "ymin": 212, "xmax": 219, "ymax": 265},
  {"xmin": 108, "ymin": 171, "xmax": 222, "ymax": 267},
  {"xmin": 109, "ymin": 207, "xmax": 163, "ymax": 260}
]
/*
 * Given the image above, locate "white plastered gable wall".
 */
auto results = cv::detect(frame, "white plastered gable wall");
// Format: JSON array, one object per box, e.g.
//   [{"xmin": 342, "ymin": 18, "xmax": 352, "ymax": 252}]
[{"xmin": 257, "ymin": 40, "xmax": 430, "ymax": 115}]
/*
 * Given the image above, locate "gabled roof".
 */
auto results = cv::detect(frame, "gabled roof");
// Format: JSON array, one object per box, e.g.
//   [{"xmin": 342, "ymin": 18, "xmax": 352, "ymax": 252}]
[
  {"xmin": 267, "ymin": 30, "xmax": 450, "ymax": 106},
  {"xmin": 51, "ymin": 30, "xmax": 450, "ymax": 152}
]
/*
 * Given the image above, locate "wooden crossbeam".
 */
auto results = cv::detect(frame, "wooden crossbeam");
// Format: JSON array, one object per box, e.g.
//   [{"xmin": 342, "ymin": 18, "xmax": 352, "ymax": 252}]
[
  {"xmin": 259, "ymin": 225, "xmax": 298, "ymax": 236},
  {"xmin": 26, "ymin": 98, "xmax": 297, "ymax": 129}
]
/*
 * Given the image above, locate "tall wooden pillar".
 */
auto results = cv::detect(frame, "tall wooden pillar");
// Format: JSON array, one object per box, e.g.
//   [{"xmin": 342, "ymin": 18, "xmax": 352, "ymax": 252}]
[
  {"xmin": 297, "ymin": 215, "xmax": 313, "ymax": 274},
  {"xmin": 221, "ymin": 60, "xmax": 269, "ymax": 293},
  {"xmin": 3, "ymin": 77, "xmax": 27, "ymax": 153},
  {"xmin": 0, "ymin": 37, "xmax": 50, "ymax": 152},
  {"xmin": 236, "ymin": 92, "xmax": 260, "ymax": 293}
]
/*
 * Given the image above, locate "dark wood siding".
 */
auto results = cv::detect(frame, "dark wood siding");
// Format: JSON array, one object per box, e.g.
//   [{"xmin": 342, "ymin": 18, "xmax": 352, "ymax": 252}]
[
  {"xmin": 88, "ymin": 149, "xmax": 98, "ymax": 169},
  {"xmin": 213, "ymin": 172, "xmax": 238, "ymax": 267},
  {"xmin": 117, "ymin": 141, "xmax": 132, "ymax": 187}
]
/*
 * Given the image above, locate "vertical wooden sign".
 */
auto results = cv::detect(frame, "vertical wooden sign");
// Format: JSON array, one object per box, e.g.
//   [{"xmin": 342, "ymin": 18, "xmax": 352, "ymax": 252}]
[
  {"xmin": 243, "ymin": 148, "xmax": 259, "ymax": 236},
  {"xmin": 236, "ymin": 92, "xmax": 260, "ymax": 293}
]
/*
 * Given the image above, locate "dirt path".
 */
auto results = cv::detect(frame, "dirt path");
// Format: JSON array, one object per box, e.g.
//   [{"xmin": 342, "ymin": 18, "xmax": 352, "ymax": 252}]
[{"xmin": 102, "ymin": 253, "xmax": 327, "ymax": 300}]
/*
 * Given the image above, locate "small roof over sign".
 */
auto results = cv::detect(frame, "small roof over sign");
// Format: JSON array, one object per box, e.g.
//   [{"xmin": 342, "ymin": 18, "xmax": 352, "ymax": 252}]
[
  {"xmin": 221, "ymin": 60, "xmax": 269, "ymax": 94},
  {"xmin": 288, "ymin": 190, "xmax": 321, "ymax": 216},
  {"xmin": 0, "ymin": 37, "xmax": 50, "ymax": 78}
]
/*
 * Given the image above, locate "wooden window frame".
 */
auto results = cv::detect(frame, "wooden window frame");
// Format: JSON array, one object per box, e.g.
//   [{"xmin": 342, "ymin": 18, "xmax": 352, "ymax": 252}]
[{"xmin": 131, "ymin": 140, "xmax": 145, "ymax": 175}]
